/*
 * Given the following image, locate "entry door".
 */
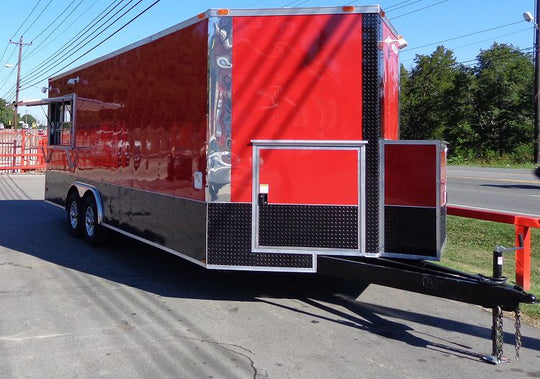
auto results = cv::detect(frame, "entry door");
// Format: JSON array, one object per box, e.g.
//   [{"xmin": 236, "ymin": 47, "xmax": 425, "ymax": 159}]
[{"xmin": 251, "ymin": 140, "xmax": 366, "ymax": 255}]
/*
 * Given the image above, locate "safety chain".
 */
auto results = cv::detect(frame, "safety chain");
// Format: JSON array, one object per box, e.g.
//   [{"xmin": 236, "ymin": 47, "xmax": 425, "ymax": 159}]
[
  {"xmin": 495, "ymin": 306, "xmax": 504, "ymax": 362},
  {"xmin": 515, "ymin": 306, "xmax": 522, "ymax": 359}
]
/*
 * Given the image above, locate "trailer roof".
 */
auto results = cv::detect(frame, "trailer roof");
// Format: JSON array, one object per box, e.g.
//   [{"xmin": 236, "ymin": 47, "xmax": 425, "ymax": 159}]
[{"xmin": 51, "ymin": 5, "xmax": 399, "ymax": 82}]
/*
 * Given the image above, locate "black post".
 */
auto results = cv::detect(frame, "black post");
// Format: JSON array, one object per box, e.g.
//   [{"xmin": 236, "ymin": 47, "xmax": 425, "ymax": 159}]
[
  {"xmin": 535, "ymin": 0, "xmax": 540, "ymax": 177},
  {"xmin": 493, "ymin": 247, "xmax": 503, "ymax": 279},
  {"xmin": 484, "ymin": 246, "xmax": 507, "ymax": 364}
]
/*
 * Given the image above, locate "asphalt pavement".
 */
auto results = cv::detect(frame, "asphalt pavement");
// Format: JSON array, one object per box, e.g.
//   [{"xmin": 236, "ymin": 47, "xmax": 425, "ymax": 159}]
[
  {"xmin": 447, "ymin": 166, "xmax": 540, "ymax": 215},
  {"xmin": 0, "ymin": 173, "xmax": 539, "ymax": 378}
]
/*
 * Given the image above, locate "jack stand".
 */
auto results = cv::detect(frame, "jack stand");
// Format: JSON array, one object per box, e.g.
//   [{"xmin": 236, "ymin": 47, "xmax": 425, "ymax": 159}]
[
  {"xmin": 483, "ymin": 305, "xmax": 508, "ymax": 364},
  {"xmin": 482, "ymin": 245, "xmax": 521, "ymax": 364}
]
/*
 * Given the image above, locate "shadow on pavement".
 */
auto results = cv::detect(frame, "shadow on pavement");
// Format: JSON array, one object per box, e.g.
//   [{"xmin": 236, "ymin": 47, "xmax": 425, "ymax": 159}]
[
  {"xmin": 2, "ymin": 200, "xmax": 539, "ymax": 358},
  {"xmin": 480, "ymin": 183, "xmax": 540, "ymax": 191}
]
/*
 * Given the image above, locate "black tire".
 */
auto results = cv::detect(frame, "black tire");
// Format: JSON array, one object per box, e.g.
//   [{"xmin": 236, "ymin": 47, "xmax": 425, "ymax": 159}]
[
  {"xmin": 82, "ymin": 195, "xmax": 104, "ymax": 245},
  {"xmin": 66, "ymin": 192, "xmax": 83, "ymax": 238}
]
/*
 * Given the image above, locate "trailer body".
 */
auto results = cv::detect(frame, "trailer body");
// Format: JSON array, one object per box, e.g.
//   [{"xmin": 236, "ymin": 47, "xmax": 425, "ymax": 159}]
[{"xmin": 39, "ymin": 6, "xmax": 446, "ymax": 272}]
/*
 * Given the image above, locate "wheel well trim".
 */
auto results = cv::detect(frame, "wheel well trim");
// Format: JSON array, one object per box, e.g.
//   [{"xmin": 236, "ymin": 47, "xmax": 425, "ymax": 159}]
[{"xmin": 68, "ymin": 182, "xmax": 104, "ymax": 225}]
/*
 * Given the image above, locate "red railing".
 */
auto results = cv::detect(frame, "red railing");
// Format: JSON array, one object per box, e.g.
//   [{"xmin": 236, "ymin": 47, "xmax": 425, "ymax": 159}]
[
  {"xmin": 0, "ymin": 129, "xmax": 47, "ymax": 172},
  {"xmin": 447, "ymin": 205, "xmax": 540, "ymax": 291}
]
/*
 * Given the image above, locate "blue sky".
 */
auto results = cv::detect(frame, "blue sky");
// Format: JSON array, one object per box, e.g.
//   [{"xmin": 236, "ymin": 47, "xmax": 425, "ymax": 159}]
[{"xmin": 0, "ymin": 0, "xmax": 536, "ymax": 123}]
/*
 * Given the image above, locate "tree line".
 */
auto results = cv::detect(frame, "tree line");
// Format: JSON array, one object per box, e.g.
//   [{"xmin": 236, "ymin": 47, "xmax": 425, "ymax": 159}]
[
  {"xmin": 400, "ymin": 43, "xmax": 534, "ymax": 164},
  {"xmin": 0, "ymin": 102, "xmax": 37, "ymax": 128}
]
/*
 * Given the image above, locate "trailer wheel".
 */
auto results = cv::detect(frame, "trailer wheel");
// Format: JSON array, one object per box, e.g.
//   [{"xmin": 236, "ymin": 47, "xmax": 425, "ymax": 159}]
[
  {"xmin": 82, "ymin": 195, "xmax": 104, "ymax": 245},
  {"xmin": 66, "ymin": 192, "xmax": 83, "ymax": 237}
]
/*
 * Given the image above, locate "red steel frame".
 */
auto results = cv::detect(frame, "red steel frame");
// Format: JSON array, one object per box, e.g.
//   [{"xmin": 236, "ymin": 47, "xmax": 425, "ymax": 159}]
[
  {"xmin": 447, "ymin": 205, "xmax": 540, "ymax": 290},
  {"xmin": 0, "ymin": 129, "xmax": 47, "ymax": 172}
]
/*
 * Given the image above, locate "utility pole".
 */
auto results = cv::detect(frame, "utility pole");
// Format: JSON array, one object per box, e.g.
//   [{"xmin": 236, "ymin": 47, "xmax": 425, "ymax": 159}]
[
  {"xmin": 535, "ymin": 0, "xmax": 540, "ymax": 177},
  {"xmin": 8, "ymin": 36, "xmax": 32, "ymax": 130}
]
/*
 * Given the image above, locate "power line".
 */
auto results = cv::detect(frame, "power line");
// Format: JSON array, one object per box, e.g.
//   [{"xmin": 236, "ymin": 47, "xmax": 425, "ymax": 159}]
[
  {"xmin": 450, "ymin": 28, "xmax": 532, "ymax": 53},
  {"xmin": 19, "ymin": 0, "xmax": 128, "ymax": 86},
  {"xmin": 0, "ymin": 68, "xmax": 17, "ymax": 100},
  {"xmin": 403, "ymin": 20, "xmax": 525, "ymax": 53},
  {"xmin": 21, "ymin": 0, "xmax": 54, "ymax": 37},
  {"xmin": 386, "ymin": 0, "xmax": 427, "ymax": 13},
  {"xmin": 0, "ymin": 0, "xmax": 41, "ymax": 66},
  {"xmin": 400, "ymin": 27, "xmax": 533, "ymax": 66},
  {"xmin": 282, "ymin": 0, "xmax": 311, "ymax": 7},
  {"xmin": 22, "ymin": 0, "xmax": 162, "ymax": 90},
  {"xmin": 30, "ymin": 0, "xmax": 81, "ymax": 42},
  {"xmin": 21, "ymin": 0, "xmax": 138, "ymax": 87},
  {"xmin": 23, "ymin": 0, "xmax": 90, "ymax": 62},
  {"xmin": 8, "ymin": 0, "xmax": 42, "ymax": 40},
  {"xmin": 460, "ymin": 46, "xmax": 534, "ymax": 66},
  {"xmin": 392, "ymin": 0, "xmax": 448, "ymax": 20}
]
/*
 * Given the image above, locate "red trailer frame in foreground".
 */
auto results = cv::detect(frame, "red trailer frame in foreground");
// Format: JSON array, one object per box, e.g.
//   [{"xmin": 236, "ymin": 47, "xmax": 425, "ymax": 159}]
[{"xmin": 447, "ymin": 205, "xmax": 540, "ymax": 291}]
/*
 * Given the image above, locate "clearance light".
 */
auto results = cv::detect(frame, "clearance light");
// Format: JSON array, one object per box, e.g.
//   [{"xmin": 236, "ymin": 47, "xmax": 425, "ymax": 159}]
[
  {"xmin": 342, "ymin": 6, "xmax": 355, "ymax": 12},
  {"xmin": 217, "ymin": 9, "xmax": 230, "ymax": 16},
  {"xmin": 396, "ymin": 36, "xmax": 408, "ymax": 49},
  {"xmin": 197, "ymin": 13, "xmax": 206, "ymax": 19},
  {"xmin": 380, "ymin": 10, "xmax": 386, "ymax": 18}
]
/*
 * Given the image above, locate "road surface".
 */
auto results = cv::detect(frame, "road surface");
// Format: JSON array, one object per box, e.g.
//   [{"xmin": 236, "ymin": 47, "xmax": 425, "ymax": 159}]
[
  {"xmin": 447, "ymin": 166, "xmax": 540, "ymax": 216},
  {"xmin": 0, "ymin": 174, "xmax": 539, "ymax": 378}
]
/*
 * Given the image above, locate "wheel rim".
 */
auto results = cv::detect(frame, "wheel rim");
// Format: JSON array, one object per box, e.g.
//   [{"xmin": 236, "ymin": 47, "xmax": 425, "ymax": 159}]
[
  {"xmin": 85, "ymin": 205, "xmax": 95, "ymax": 237},
  {"xmin": 69, "ymin": 201, "xmax": 78, "ymax": 229}
]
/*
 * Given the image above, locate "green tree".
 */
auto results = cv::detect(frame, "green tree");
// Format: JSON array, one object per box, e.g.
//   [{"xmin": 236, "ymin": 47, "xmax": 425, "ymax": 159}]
[
  {"xmin": 442, "ymin": 65, "xmax": 477, "ymax": 159},
  {"xmin": 472, "ymin": 43, "xmax": 534, "ymax": 160},
  {"xmin": 400, "ymin": 46, "xmax": 465, "ymax": 141},
  {"xmin": 21, "ymin": 113, "xmax": 36, "ymax": 127},
  {"xmin": 0, "ymin": 98, "xmax": 14, "ymax": 127}
]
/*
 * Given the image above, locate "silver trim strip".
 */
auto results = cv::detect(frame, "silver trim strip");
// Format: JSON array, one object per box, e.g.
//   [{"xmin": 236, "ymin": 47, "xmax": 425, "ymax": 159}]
[
  {"xmin": 251, "ymin": 140, "xmax": 367, "ymax": 256},
  {"xmin": 379, "ymin": 139, "xmax": 385, "ymax": 254},
  {"xmin": 209, "ymin": 6, "xmax": 381, "ymax": 16},
  {"xmin": 252, "ymin": 139, "xmax": 368, "ymax": 147},
  {"xmin": 206, "ymin": 264, "xmax": 316, "ymax": 273},
  {"xmin": 251, "ymin": 247, "xmax": 364, "ymax": 256}
]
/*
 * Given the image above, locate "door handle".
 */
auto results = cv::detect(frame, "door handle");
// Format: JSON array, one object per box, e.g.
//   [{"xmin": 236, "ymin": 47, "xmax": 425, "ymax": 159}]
[{"xmin": 258, "ymin": 193, "xmax": 268, "ymax": 206}]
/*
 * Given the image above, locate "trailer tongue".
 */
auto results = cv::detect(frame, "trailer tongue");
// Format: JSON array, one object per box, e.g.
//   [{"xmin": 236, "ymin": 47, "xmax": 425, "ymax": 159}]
[
  {"xmin": 318, "ymin": 256, "xmax": 535, "ymax": 312},
  {"xmin": 318, "ymin": 254, "xmax": 536, "ymax": 363}
]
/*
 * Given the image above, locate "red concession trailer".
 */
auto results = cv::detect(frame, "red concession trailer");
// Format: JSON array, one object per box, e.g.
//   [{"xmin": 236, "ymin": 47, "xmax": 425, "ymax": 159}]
[
  {"xmin": 35, "ymin": 6, "xmax": 447, "ymax": 271},
  {"xmin": 26, "ymin": 7, "xmax": 536, "ymax": 360}
]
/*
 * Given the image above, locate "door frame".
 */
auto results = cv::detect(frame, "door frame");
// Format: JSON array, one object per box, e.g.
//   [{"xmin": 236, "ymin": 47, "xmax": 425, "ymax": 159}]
[{"xmin": 251, "ymin": 139, "xmax": 367, "ymax": 255}]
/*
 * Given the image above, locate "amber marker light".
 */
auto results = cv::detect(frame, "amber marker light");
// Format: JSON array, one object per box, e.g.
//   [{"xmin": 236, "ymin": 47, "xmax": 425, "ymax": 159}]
[
  {"xmin": 342, "ymin": 6, "xmax": 355, "ymax": 12},
  {"xmin": 197, "ymin": 13, "xmax": 206, "ymax": 19},
  {"xmin": 217, "ymin": 9, "xmax": 230, "ymax": 16}
]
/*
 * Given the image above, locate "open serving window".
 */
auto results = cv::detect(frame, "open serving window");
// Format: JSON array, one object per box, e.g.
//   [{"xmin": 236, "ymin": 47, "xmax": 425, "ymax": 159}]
[{"xmin": 19, "ymin": 94, "xmax": 77, "ymax": 148}]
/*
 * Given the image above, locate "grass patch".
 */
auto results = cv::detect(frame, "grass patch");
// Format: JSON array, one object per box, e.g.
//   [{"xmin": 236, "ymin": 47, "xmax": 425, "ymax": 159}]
[{"xmin": 442, "ymin": 216, "xmax": 540, "ymax": 320}]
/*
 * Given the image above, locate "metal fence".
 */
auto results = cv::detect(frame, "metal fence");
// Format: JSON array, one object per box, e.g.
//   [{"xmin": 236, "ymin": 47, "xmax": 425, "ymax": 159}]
[{"xmin": 0, "ymin": 129, "xmax": 47, "ymax": 172}]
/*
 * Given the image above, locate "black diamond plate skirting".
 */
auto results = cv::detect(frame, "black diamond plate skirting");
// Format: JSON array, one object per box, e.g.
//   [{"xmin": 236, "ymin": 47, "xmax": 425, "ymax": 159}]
[
  {"xmin": 258, "ymin": 205, "xmax": 358, "ymax": 249},
  {"xmin": 207, "ymin": 203, "xmax": 314, "ymax": 268}
]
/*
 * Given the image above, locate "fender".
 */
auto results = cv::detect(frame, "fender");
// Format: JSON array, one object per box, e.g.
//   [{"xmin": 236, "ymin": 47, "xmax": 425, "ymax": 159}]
[{"xmin": 70, "ymin": 182, "xmax": 104, "ymax": 225}]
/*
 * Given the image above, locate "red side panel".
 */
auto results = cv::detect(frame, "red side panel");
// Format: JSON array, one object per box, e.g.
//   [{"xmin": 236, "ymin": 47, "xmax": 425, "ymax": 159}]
[
  {"xmin": 384, "ymin": 144, "xmax": 437, "ymax": 207},
  {"xmin": 259, "ymin": 149, "xmax": 358, "ymax": 205},
  {"xmin": 381, "ymin": 22, "xmax": 399, "ymax": 140},
  {"xmin": 231, "ymin": 14, "xmax": 363, "ymax": 203},
  {"xmin": 49, "ymin": 21, "xmax": 209, "ymax": 201}
]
